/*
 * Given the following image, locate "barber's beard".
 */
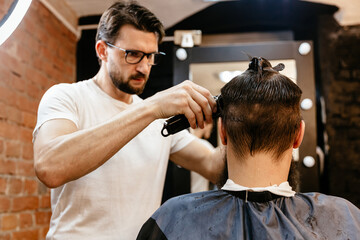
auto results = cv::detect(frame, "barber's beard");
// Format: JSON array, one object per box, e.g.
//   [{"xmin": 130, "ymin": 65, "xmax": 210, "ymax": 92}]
[
  {"xmin": 287, "ymin": 158, "xmax": 300, "ymax": 191},
  {"xmin": 216, "ymin": 150, "xmax": 229, "ymax": 189},
  {"xmin": 109, "ymin": 68, "xmax": 148, "ymax": 95}
]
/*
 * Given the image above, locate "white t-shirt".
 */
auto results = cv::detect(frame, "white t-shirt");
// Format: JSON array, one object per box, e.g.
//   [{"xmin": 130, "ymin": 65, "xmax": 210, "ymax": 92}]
[{"xmin": 33, "ymin": 79, "xmax": 195, "ymax": 240}]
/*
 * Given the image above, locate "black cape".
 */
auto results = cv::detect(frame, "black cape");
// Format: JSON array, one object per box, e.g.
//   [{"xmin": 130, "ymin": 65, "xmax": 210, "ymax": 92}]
[{"xmin": 137, "ymin": 190, "xmax": 360, "ymax": 240}]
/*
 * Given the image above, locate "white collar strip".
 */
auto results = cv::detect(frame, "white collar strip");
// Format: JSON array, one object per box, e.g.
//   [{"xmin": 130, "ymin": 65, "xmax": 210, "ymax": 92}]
[{"xmin": 221, "ymin": 179, "xmax": 296, "ymax": 197}]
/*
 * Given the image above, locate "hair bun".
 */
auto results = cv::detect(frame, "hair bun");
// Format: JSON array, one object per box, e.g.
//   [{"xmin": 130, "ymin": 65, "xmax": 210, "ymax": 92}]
[{"xmin": 248, "ymin": 57, "xmax": 285, "ymax": 73}]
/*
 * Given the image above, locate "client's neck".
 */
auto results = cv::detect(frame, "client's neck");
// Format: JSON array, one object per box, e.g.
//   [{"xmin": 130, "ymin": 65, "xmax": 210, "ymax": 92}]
[{"xmin": 227, "ymin": 147, "xmax": 292, "ymax": 188}]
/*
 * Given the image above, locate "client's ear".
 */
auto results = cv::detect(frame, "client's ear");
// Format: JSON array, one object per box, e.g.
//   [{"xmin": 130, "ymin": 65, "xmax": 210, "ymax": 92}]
[
  {"xmin": 219, "ymin": 118, "xmax": 227, "ymax": 145},
  {"xmin": 293, "ymin": 120, "xmax": 305, "ymax": 149}
]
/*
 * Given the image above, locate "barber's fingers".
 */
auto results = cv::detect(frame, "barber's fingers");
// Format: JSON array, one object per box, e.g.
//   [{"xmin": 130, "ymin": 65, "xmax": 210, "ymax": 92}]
[
  {"xmin": 183, "ymin": 81, "xmax": 215, "ymax": 124},
  {"xmin": 183, "ymin": 104, "xmax": 197, "ymax": 129},
  {"xmin": 186, "ymin": 95, "xmax": 205, "ymax": 129}
]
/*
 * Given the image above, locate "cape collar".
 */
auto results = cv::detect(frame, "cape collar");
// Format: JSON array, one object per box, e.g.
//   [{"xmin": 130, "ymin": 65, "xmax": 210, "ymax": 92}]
[{"xmin": 221, "ymin": 179, "xmax": 296, "ymax": 197}]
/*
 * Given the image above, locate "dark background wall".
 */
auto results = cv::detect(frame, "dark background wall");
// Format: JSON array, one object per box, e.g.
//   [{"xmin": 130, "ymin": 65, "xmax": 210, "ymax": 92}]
[
  {"xmin": 317, "ymin": 16, "xmax": 360, "ymax": 207},
  {"xmin": 76, "ymin": 0, "xmax": 360, "ymax": 207}
]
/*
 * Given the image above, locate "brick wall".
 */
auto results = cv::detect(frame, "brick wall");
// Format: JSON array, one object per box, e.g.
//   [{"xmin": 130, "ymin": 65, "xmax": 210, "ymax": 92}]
[
  {"xmin": 0, "ymin": 1, "xmax": 76, "ymax": 239},
  {"xmin": 317, "ymin": 16, "xmax": 360, "ymax": 207}
]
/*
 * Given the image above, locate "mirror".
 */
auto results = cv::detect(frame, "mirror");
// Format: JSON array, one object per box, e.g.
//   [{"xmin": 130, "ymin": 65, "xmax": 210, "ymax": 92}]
[{"xmin": 190, "ymin": 59, "xmax": 297, "ymax": 96}]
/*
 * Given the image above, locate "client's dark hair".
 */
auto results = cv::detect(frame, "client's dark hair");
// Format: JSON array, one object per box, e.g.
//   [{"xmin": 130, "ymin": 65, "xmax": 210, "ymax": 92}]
[{"xmin": 220, "ymin": 57, "xmax": 302, "ymax": 160}]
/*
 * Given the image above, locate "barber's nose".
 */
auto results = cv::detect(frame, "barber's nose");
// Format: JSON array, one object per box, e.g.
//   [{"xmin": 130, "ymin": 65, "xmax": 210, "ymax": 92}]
[{"xmin": 136, "ymin": 58, "xmax": 152, "ymax": 74}]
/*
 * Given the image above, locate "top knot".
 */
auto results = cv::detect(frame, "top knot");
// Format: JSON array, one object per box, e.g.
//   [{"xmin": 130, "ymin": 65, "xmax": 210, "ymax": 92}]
[{"xmin": 248, "ymin": 57, "xmax": 285, "ymax": 74}]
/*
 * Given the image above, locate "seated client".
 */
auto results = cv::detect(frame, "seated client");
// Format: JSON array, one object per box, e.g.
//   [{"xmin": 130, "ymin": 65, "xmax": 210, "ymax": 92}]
[{"xmin": 137, "ymin": 57, "xmax": 360, "ymax": 240}]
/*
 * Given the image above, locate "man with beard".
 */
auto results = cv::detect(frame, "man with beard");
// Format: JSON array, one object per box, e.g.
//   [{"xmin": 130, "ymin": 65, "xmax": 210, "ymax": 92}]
[
  {"xmin": 137, "ymin": 57, "xmax": 360, "ymax": 240},
  {"xmin": 33, "ymin": 2, "xmax": 223, "ymax": 239}
]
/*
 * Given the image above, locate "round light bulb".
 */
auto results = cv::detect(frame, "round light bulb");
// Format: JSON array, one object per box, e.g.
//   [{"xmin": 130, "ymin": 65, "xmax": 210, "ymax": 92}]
[
  {"xmin": 298, "ymin": 42, "xmax": 311, "ymax": 56},
  {"xmin": 303, "ymin": 156, "xmax": 316, "ymax": 168},
  {"xmin": 176, "ymin": 48, "xmax": 187, "ymax": 61},
  {"xmin": 301, "ymin": 98, "xmax": 313, "ymax": 110}
]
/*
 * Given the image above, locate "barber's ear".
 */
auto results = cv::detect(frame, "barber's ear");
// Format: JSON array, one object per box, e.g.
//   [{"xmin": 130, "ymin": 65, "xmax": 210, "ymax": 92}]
[
  {"xmin": 293, "ymin": 120, "xmax": 305, "ymax": 149},
  {"xmin": 218, "ymin": 118, "xmax": 227, "ymax": 145},
  {"xmin": 96, "ymin": 40, "xmax": 108, "ymax": 62}
]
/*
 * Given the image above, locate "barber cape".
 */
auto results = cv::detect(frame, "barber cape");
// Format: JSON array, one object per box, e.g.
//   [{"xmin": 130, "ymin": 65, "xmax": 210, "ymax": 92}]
[{"xmin": 137, "ymin": 179, "xmax": 360, "ymax": 240}]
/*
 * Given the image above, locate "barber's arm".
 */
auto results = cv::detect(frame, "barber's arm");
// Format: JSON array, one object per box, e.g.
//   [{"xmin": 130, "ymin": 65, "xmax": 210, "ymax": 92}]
[
  {"xmin": 34, "ymin": 80, "xmax": 216, "ymax": 188},
  {"xmin": 169, "ymin": 139, "xmax": 225, "ymax": 184}
]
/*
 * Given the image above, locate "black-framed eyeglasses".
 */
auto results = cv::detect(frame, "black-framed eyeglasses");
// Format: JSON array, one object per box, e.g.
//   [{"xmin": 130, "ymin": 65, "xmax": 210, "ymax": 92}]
[{"xmin": 106, "ymin": 42, "xmax": 165, "ymax": 65}]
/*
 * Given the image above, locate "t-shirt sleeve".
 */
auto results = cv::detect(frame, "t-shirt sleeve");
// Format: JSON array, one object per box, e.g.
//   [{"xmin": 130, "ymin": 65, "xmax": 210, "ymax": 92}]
[
  {"xmin": 169, "ymin": 129, "xmax": 196, "ymax": 154},
  {"xmin": 33, "ymin": 84, "xmax": 79, "ymax": 141}
]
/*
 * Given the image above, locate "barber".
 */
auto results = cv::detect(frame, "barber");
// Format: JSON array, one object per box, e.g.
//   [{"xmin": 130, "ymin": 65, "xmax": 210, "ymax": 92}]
[{"xmin": 33, "ymin": 1, "xmax": 223, "ymax": 239}]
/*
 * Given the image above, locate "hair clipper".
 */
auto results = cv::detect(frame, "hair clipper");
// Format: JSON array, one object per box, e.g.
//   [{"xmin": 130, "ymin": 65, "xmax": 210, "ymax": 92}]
[{"xmin": 161, "ymin": 95, "xmax": 222, "ymax": 137}]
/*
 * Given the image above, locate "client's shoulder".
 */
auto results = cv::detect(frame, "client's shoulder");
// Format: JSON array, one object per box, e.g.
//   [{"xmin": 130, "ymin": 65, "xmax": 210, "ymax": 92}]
[
  {"xmin": 295, "ymin": 192, "xmax": 360, "ymax": 217},
  {"xmin": 154, "ymin": 190, "xmax": 225, "ymax": 217}
]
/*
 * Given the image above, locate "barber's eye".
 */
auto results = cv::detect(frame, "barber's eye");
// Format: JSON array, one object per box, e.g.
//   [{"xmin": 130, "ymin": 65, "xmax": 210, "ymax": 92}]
[{"xmin": 127, "ymin": 51, "xmax": 142, "ymax": 58}]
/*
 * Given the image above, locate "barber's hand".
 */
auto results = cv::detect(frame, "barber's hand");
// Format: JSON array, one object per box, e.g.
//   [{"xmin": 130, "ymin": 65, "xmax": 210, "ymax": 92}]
[{"xmin": 147, "ymin": 80, "xmax": 216, "ymax": 129}]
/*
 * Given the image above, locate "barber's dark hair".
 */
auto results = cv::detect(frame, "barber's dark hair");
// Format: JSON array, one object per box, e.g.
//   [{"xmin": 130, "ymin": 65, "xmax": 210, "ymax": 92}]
[
  {"xmin": 95, "ymin": 1, "xmax": 165, "ymax": 62},
  {"xmin": 220, "ymin": 57, "xmax": 302, "ymax": 160}
]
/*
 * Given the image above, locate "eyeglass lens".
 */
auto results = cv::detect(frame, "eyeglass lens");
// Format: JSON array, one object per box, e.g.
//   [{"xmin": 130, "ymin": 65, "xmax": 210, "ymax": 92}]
[{"xmin": 126, "ymin": 51, "xmax": 161, "ymax": 65}]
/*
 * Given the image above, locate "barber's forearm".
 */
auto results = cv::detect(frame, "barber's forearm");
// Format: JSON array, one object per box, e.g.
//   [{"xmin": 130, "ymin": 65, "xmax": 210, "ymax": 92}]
[
  {"xmin": 34, "ymin": 102, "xmax": 157, "ymax": 188},
  {"xmin": 170, "ymin": 140, "xmax": 225, "ymax": 184}
]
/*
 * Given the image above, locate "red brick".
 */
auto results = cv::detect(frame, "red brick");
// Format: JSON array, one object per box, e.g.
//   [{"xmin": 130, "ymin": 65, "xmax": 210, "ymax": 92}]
[
  {"xmin": 20, "ymin": 9, "xmax": 37, "ymax": 33},
  {"xmin": 24, "ymin": 179, "xmax": 38, "ymax": 195},
  {"xmin": 12, "ymin": 229, "xmax": 38, "ymax": 240},
  {"xmin": 0, "ymin": 86, "xmax": 17, "ymax": 107},
  {"xmin": 7, "ymin": 178, "xmax": 23, "ymax": 195},
  {"xmin": 37, "ymin": 28, "xmax": 50, "ymax": 46},
  {"xmin": 35, "ymin": 211, "xmax": 51, "ymax": 225},
  {"xmin": 40, "ymin": 225, "xmax": 49, "ymax": 239},
  {"xmin": 1, "ymin": 214, "xmax": 18, "ymax": 231},
  {"xmin": 0, "ymin": 177, "xmax": 7, "ymax": 194},
  {"xmin": 0, "ymin": 196, "xmax": 11, "ymax": 213},
  {"xmin": 12, "ymin": 196, "xmax": 39, "ymax": 212},
  {"xmin": 16, "ymin": 43, "xmax": 33, "ymax": 65},
  {"xmin": 26, "ymin": 81, "xmax": 41, "ymax": 99},
  {"xmin": 8, "ymin": 30, "xmax": 26, "ymax": 48},
  {"xmin": 42, "ymin": 60, "xmax": 57, "ymax": 79},
  {"xmin": 0, "ymin": 121, "xmax": 20, "ymax": 140},
  {"xmin": 64, "ymin": 64, "xmax": 75, "ymax": 80},
  {"xmin": 16, "ymin": 95, "xmax": 39, "ymax": 114},
  {"xmin": 0, "ymin": 139, "xmax": 4, "ymax": 154},
  {"xmin": 11, "ymin": 73, "xmax": 26, "ymax": 93},
  {"xmin": 0, "ymin": 232, "xmax": 11, "ymax": 240},
  {"xmin": 16, "ymin": 161, "xmax": 35, "ymax": 177},
  {"xmin": 39, "ymin": 195, "xmax": 50, "ymax": 209},
  {"xmin": 40, "ymin": 46, "xmax": 56, "ymax": 64},
  {"xmin": 0, "ymin": 51, "xmax": 25, "ymax": 77},
  {"xmin": 22, "ymin": 142, "xmax": 34, "ymax": 161},
  {"xmin": 52, "ymin": 57, "xmax": 66, "ymax": 72},
  {"xmin": 20, "ymin": 127, "xmax": 33, "ymax": 143},
  {"xmin": 23, "ymin": 33, "xmax": 41, "ymax": 55},
  {"xmin": 0, "ymin": 39, "xmax": 15, "ymax": 57},
  {"xmin": 0, "ymin": 86, "xmax": 10, "ymax": 104},
  {"xmin": 25, "ymin": 67, "xmax": 44, "ymax": 86},
  {"xmin": 0, "ymin": 158, "xmax": 16, "ymax": 175},
  {"xmin": 19, "ymin": 213, "xmax": 33, "ymax": 229},
  {"xmin": 0, "ymin": 63, "xmax": 12, "ymax": 87},
  {"xmin": 5, "ymin": 140, "xmax": 21, "ymax": 158},
  {"xmin": 0, "ymin": 102, "xmax": 6, "ymax": 119},
  {"xmin": 4, "ymin": 105, "xmax": 22, "ymax": 124}
]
